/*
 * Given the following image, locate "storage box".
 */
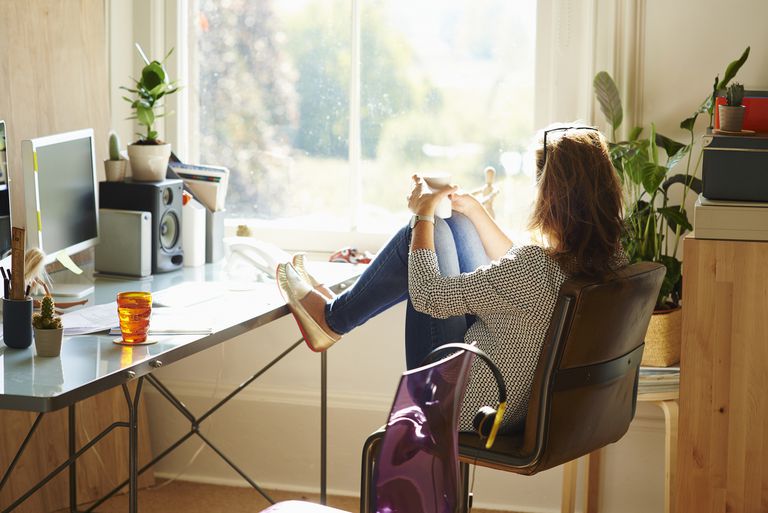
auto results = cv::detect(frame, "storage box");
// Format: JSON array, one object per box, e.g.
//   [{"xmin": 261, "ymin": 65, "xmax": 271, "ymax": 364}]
[
  {"xmin": 701, "ymin": 132, "xmax": 768, "ymax": 202},
  {"xmin": 694, "ymin": 195, "xmax": 768, "ymax": 241}
]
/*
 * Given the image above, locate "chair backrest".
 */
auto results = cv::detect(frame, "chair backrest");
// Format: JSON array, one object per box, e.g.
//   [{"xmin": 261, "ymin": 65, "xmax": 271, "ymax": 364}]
[
  {"xmin": 521, "ymin": 261, "xmax": 665, "ymax": 473},
  {"xmin": 374, "ymin": 346, "xmax": 475, "ymax": 513},
  {"xmin": 459, "ymin": 262, "xmax": 665, "ymax": 475}
]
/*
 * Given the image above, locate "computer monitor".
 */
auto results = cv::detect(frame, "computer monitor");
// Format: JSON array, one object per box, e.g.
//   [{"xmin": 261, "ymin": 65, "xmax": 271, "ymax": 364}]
[{"xmin": 12, "ymin": 128, "xmax": 99, "ymax": 296}]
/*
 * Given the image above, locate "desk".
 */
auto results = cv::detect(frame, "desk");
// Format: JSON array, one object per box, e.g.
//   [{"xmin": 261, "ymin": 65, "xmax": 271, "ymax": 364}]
[{"xmin": 0, "ymin": 262, "xmax": 361, "ymax": 513}]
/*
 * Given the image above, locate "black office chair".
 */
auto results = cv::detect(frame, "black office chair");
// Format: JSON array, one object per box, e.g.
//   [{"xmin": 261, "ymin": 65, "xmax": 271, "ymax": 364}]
[{"xmin": 456, "ymin": 261, "xmax": 665, "ymax": 512}]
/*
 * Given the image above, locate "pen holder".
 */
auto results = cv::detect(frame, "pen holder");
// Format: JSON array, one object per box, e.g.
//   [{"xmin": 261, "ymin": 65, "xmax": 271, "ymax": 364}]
[{"xmin": 2, "ymin": 297, "xmax": 33, "ymax": 349}]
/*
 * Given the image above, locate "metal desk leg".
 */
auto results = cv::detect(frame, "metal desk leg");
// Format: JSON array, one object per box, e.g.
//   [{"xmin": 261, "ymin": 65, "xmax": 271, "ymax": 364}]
[
  {"xmin": 122, "ymin": 378, "xmax": 144, "ymax": 513},
  {"xmin": 321, "ymin": 351, "xmax": 327, "ymax": 505},
  {"xmin": 69, "ymin": 405, "xmax": 77, "ymax": 512}
]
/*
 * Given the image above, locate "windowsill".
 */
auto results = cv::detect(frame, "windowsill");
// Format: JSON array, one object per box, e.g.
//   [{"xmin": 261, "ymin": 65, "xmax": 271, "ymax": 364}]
[
  {"xmin": 224, "ymin": 218, "xmax": 393, "ymax": 254},
  {"xmin": 225, "ymin": 217, "xmax": 536, "ymax": 256}
]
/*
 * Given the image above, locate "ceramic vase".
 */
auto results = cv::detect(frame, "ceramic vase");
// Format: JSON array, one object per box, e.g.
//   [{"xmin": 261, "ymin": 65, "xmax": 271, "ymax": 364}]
[
  {"xmin": 127, "ymin": 143, "xmax": 171, "ymax": 181},
  {"xmin": 34, "ymin": 327, "xmax": 64, "ymax": 357},
  {"xmin": 719, "ymin": 105, "xmax": 746, "ymax": 132}
]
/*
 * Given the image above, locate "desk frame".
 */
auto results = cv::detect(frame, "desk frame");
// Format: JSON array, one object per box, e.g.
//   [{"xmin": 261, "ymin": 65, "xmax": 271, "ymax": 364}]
[
  {"xmin": 1, "ymin": 335, "xmax": 328, "ymax": 513},
  {"xmin": 0, "ymin": 264, "xmax": 359, "ymax": 513}
]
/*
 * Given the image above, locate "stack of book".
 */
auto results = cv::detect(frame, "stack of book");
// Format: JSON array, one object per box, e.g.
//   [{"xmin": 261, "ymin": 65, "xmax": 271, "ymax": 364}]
[{"xmin": 638, "ymin": 366, "xmax": 680, "ymax": 395}]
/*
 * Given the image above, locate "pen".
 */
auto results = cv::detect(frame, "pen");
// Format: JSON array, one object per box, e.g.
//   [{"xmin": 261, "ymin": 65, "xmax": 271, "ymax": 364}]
[{"xmin": 25, "ymin": 284, "xmax": 30, "ymax": 297}]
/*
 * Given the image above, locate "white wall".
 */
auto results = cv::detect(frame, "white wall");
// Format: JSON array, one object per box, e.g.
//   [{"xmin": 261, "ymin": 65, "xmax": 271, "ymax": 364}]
[{"xmin": 138, "ymin": 1, "xmax": 768, "ymax": 512}]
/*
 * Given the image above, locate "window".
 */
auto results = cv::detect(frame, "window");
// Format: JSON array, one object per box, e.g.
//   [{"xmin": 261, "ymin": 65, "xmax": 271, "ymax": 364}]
[{"xmin": 186, "ymin": 0, "xmax": 537, "ymax": 242}]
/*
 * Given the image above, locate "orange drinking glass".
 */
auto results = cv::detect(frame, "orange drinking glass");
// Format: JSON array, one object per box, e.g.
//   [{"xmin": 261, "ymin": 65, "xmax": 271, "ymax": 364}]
[{"xmin": 117, "ymin": 291, "xmax": 152, "ymax": 343}]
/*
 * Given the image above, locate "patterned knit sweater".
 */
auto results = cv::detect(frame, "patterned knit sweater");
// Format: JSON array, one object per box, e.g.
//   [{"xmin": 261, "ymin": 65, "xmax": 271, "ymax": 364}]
[{"xmin": 408, "ymin": 245, "xmax": 568, "ymax": 433}]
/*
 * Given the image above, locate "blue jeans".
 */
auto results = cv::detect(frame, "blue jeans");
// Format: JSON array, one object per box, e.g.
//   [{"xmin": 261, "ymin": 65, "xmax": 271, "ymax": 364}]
[{"xmin": 325, "ymin": 213, "xmax": 490, "ymax": 369}]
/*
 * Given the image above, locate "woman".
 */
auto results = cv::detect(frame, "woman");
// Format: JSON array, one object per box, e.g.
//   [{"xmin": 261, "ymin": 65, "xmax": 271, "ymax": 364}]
[{"xmin": 276, "ymin": 125, "xmax": 625, "ymax": 433}]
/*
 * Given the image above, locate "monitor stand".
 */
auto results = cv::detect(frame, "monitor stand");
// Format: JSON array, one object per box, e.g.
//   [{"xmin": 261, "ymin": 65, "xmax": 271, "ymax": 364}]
[{"xmin": 50, "ymin": 283, "xmax": 95, "ymax": 299}]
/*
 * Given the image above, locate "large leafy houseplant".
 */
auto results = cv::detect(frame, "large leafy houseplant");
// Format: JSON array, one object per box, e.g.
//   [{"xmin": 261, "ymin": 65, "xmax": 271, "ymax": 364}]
[{"xmin": 592, "ymin": 47, "xmax": 749, "ymax": 309}]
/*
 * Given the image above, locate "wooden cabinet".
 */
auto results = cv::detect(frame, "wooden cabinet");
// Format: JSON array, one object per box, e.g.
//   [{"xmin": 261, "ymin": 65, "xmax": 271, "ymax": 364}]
[{"xmin": 677, "ymin": 237, "xmax": 768, "ymax": 513}]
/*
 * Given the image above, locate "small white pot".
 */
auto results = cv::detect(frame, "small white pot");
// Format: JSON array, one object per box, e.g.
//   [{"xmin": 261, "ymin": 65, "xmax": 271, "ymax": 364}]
[
  {"xmin": 34, "ymin": 327, "xmax": 64, "ymax": 357},
  {"xmin": 104, "ymin": 159, "xmax": 127, "ymax": 182},
  {"xmin": 127, "ymin": 143, "xmax": 171, "ymax": 182}
]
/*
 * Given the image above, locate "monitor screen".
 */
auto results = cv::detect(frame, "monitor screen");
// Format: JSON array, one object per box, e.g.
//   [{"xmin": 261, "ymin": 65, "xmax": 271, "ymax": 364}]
[
  {"xmin": 17, "ymin": 129, "xmax": 99, "ymax": 263},
  {"xmin": 35, "ymin": 137, "xmax": 98, "ymax": 253}
]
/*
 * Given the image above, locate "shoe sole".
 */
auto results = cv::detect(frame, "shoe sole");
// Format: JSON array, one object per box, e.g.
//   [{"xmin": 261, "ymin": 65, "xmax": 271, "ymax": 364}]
[{"xmin": 275, "ymin": 263, "xmax": 336, "ymax": 353}]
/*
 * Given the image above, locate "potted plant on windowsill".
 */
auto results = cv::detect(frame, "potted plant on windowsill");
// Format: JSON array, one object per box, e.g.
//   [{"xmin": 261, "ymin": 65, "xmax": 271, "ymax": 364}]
[
  {"xmin": 592, "ymin": 48, "xmax": 749, "ymax": 366},
  {"xmin": 104, "ymin": 131, "xmax": 127, "ymax": 182},
  {"xmin": 718, "ymin": 82, "xmax": 746, "ymax": 133},
  {"xmin": 122, "ymin": 45, "xmax": 179, "ymax": 181},
  {"xmin": 33, "ymin": 295, "xmax": 64, "ymax": 357}
]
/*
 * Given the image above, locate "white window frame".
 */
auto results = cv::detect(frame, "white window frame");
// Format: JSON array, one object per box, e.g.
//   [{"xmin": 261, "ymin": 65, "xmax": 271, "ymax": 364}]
[{"xmin": 107, "ymin": 0, "xmax": 639, "ymax": 253}]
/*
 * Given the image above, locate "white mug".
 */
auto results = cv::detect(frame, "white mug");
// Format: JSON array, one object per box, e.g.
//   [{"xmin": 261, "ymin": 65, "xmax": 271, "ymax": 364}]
[{"xmin": 422, "ymin": 172, "xmax": 452, "ymax": 219}]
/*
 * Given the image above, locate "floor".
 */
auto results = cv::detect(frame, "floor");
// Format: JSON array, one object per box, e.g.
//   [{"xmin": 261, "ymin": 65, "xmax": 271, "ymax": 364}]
[{"xmin": 80, "ymin": 480, "xmax": 518, "ymax": 513}]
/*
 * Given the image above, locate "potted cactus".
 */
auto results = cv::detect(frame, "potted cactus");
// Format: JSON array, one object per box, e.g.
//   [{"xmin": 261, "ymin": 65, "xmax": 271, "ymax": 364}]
[
  {"xmin": 32, "ymin": 295, "xmax": 64, "ymax": 357},
  {"xmin": 104, "ymin": 131, "xmax": 127, "ymax": 182},
  {"xmin": 122, "ymin": 45, "xmax": 179, "ymax": 181},
  {"xmin": 719, "ymin": 82, "xmax": 746, "ymax": 132}
]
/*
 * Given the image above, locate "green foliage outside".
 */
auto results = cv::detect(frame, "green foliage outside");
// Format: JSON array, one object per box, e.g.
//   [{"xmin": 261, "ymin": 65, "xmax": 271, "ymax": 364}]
[{"xmin": 197, "ymin": 0, "xmax": 534, "ymax": 224}]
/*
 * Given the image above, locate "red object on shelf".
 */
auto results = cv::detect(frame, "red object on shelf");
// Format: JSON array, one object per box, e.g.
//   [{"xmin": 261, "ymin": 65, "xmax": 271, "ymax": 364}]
[{"xmin": 715, "ymin": 94, "xmax": 768, "ymax": 132}]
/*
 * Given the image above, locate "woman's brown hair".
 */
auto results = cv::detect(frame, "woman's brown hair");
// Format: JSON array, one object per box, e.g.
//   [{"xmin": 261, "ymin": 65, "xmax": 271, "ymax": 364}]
[{"xmin": 529, "ymin": 126, "xmax": 624, "ymax": 278}]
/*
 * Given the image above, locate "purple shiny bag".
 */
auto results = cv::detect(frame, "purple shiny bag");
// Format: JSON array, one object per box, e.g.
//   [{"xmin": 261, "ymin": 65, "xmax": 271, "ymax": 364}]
[{"xmin": 375, "ymin": 349, "xmax": 474, "ymax": 513}]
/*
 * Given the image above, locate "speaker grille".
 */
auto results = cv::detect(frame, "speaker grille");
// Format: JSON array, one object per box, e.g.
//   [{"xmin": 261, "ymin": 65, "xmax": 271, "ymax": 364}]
[{"xmin": 159, "ymin": 211, "xmax": 180, "ymax": 250}]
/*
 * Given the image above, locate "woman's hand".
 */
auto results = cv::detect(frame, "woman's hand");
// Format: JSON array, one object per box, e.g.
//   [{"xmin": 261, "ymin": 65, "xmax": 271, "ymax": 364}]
[
  {"xmin": 449, "ymin": 190, "xmax": 484, "ymax": 218},
  {"xmin": 407, "ymin": 174, "xmax": 456, "ymax": 216}
]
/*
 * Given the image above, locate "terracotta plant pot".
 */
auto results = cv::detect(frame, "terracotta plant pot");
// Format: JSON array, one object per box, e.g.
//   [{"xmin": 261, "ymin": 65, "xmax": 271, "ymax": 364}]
[
  {"xmin": 104, "ymin": 159, "xmax": 127, "ymax": 182},
  {"xmin": 127, "ymin": 143, "xmax": 171, "ymax": 182},
  {"xmin": 642, "ymin": 307, "xmax": 682, "ymax": 367},
  {"xmin": 34, "ymin": 327, "xmax": 64, "ymax": 357},
  {"xmin": 719, "ymin": 105, "xmax": 746, "ymax": 132}
]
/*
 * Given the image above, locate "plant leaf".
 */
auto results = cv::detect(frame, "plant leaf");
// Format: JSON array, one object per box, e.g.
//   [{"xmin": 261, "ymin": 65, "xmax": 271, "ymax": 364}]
[
  {"xmin": 136, "ymin": 105, "xmax": 154, "ymax": 128},
  {"xmin": 593, "ymin": 71, "xmax": 623, "ymax": 131},
  {"xmin": 665, "ymin": 145, "xmax": 690, "ymax": 171},
  {"xmin": 680, "ymin": 113, "xmax": 698, "ymax": 131},
  {"xmin": 649, "ymin": 123, "xmax": 659, "ymax": 165},
  {"xmin": 641, "ymin": 163, "xmax": 667, "ymax": 194},
  {"xmin": 655, "ymin": 133, "xmax": 686, "ymax": 159},
  {"xmin": 658, "ymin": 206, "xmax": 693, "ymax": 232},
  {"xmin": 662, "ymin": 174, "xmax": 703, "ymax": 195},
  {"xmin": 717, "ymin": 46, "xmax": 750, "ymax": 90},
  {"xmin": 657, "ymin": 255, "xmax": 682, "ymax": 308},
  {"xmin": 628, "ymin": 126, "xmax": 643, "ymax": 141}
]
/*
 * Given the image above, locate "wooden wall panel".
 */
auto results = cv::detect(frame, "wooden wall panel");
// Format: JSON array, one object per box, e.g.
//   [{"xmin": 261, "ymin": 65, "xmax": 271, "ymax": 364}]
[
  {"xmin": 0, "ymin": 0, "xmax": 110, "ymax": 179},
  {"xmin": 0, "ymin": 1, "xmax": 154, "ymax": 511},
  {"xmin": 677, "ymin": 238, "xmax": 768, "ymax": 513}
]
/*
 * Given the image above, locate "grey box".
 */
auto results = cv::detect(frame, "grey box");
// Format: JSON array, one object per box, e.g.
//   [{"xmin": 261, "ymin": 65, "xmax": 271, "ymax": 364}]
[
  {"xmin": 206, "ymin": 209, "xmax": 225, "ymax": 263},
  {"xmin": 96, "ymin": 209, "xmax": 152, "ymax": 277},
  {"xmin": 702, "ymin": 132, "xmax": 768, "ymax": 202},
  {"xmin": 694, "ymin": 195, "xmax": 768, "ymax": 241}
]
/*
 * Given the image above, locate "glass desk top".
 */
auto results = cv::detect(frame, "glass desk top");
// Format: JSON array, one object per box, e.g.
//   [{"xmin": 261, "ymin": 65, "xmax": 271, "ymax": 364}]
[{"xmin": 0, "ymin": 261, "xmax": 362, "ymax": 412}]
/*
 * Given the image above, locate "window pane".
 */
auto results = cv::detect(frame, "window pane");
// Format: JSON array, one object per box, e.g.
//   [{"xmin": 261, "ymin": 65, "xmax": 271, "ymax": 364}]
[
  {"xmin": 359, "ymin": 0, "xmax": 537, "ymax": 234},
  {"xmin": 193, "ymin": 0, "xmax": 352, "ymax": 229},
  {"xmin": 191, "ymin": 0, "xmax": 537, "ymax": 235}
]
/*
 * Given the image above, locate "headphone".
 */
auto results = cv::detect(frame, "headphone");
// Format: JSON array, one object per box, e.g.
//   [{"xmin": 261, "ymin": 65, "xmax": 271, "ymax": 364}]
[{"xmin": 422, "ymin": 343, "xmax": 508, "ymax": 449}]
